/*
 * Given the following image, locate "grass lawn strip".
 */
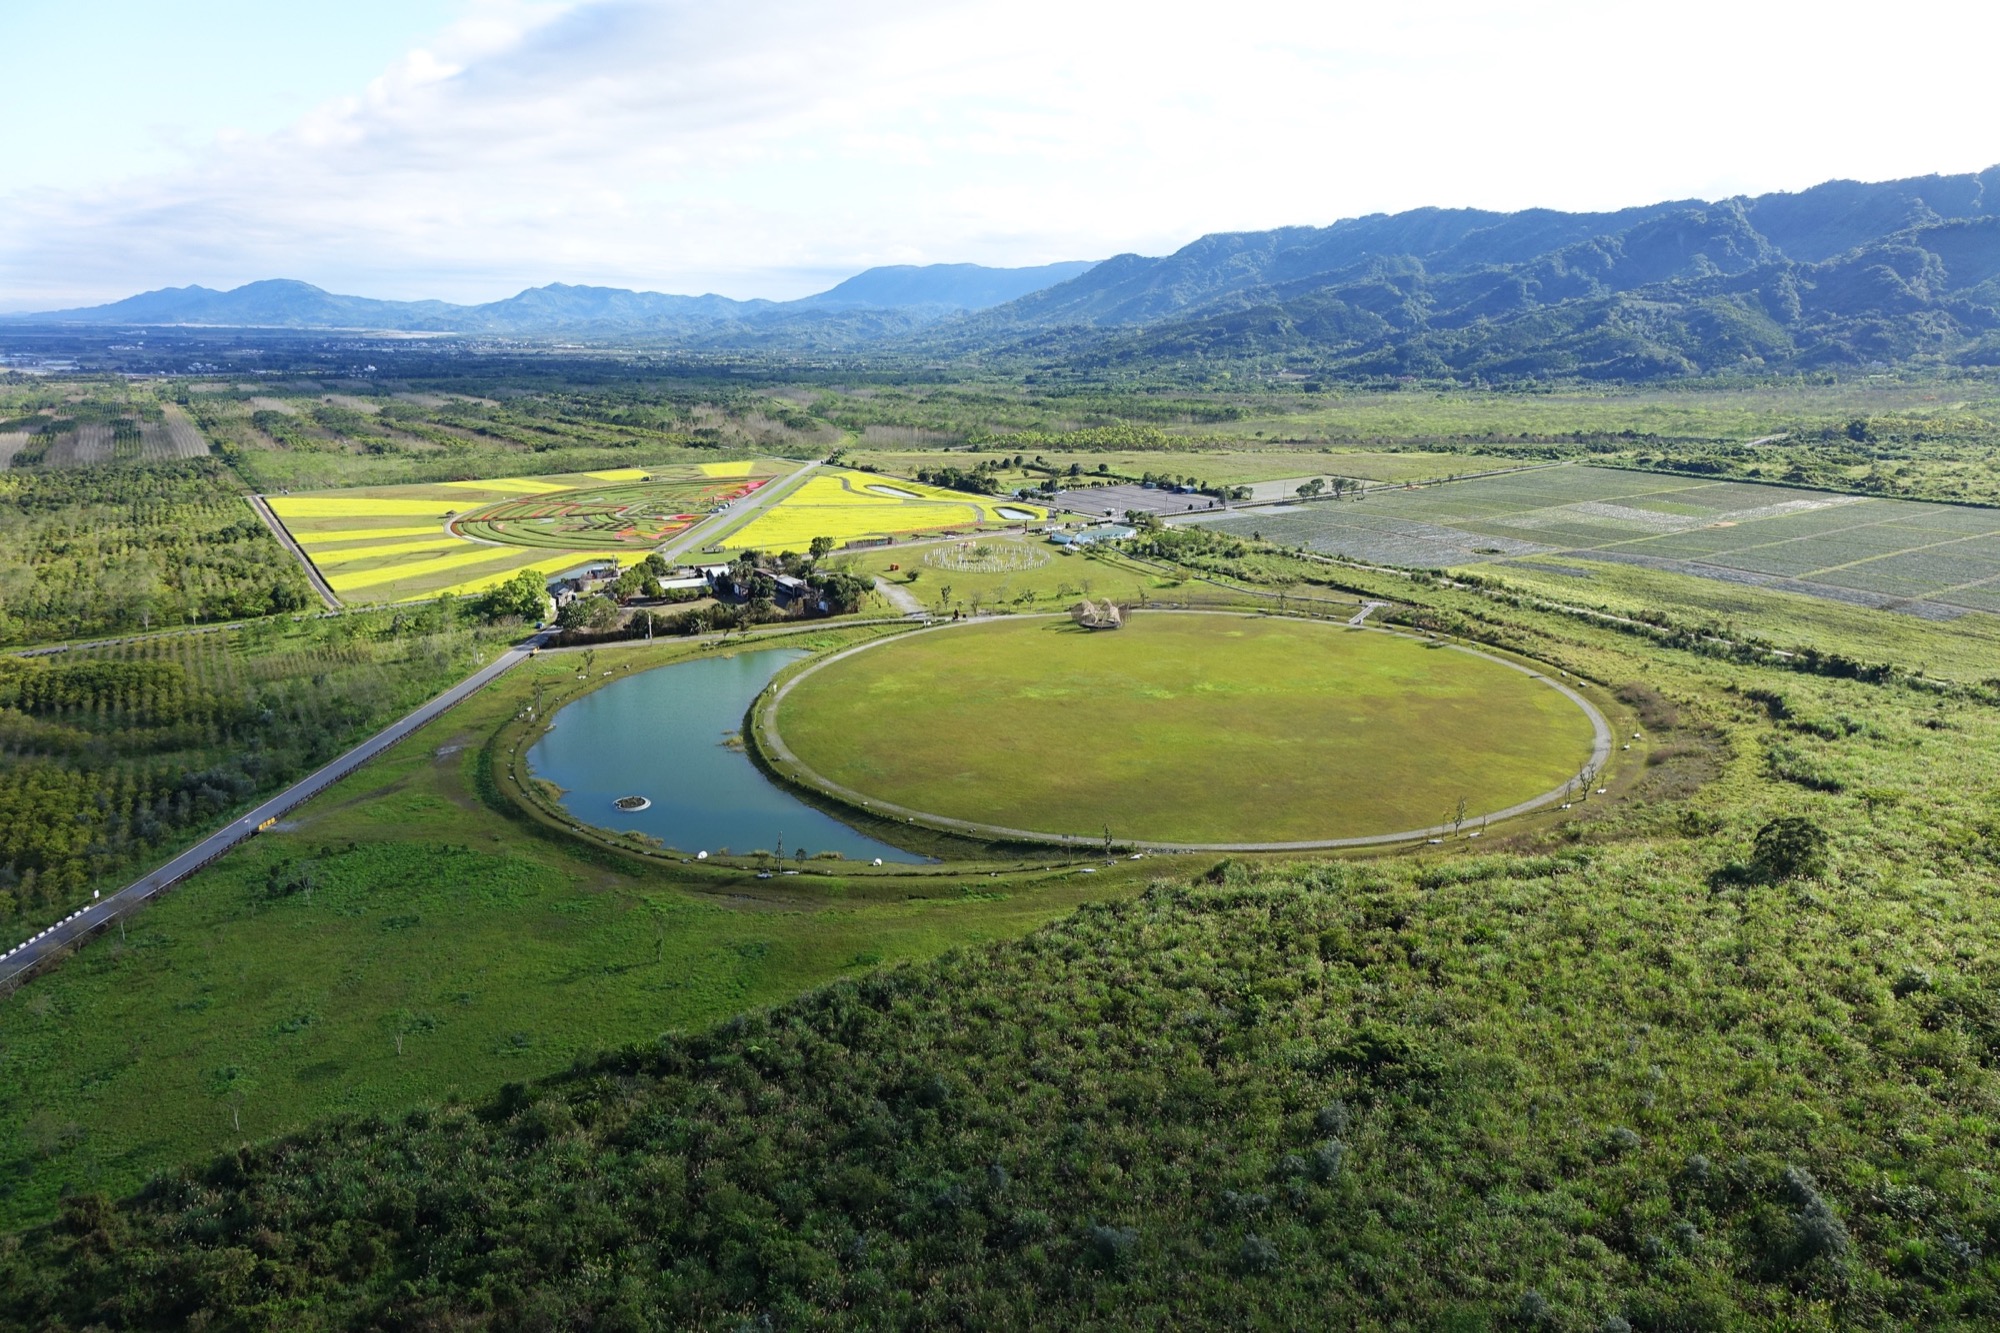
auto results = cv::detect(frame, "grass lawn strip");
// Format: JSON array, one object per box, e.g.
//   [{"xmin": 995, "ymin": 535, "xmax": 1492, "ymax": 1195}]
[{"xmin": 766, "ymin": 613, "xmax": 1609, "ymax": 847}]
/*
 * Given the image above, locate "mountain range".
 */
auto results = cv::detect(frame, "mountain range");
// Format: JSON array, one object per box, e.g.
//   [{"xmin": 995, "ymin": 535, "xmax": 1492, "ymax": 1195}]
[
  {"xmin": 10, "ymin": 260, "xmax": 1099, "ymax": 339},
  {"xmin": 15, "ymin": 168, "xmax": 2000, "ymax": 379}
]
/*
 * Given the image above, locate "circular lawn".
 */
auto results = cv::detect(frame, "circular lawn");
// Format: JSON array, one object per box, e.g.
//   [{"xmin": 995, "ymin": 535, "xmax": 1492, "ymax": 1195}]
[{"xmin": 763, "ymin": 613, "xmax": 1608, "ymax": 848}]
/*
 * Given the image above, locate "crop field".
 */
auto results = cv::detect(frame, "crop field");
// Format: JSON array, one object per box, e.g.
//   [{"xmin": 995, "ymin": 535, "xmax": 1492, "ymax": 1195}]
[
  {"xmin": 149, "ymin": 403, "xmax": 211, "ymax": 459},
  {"xmin": 769, "ymin": 614, "xmax": 1603, "ymax": 845},
  {"xmin": 42, "ymin": 422, "xmax": 113, "ymax": 467},
  {"xmin": 1202, "ymin": 464, "xmax": 2000, "ymax": 616},
  {"xmin": 715, "ymin": 468, "xmax": 1047, "ymax": 551},
  {"xmin": 0, "ymin": 387, "xmax": 212, "ymax": 471},
  {"xmin": 450, "ymin": 471, "xmax": 772, "ymax": 550},
  {"xmin": 269, "ymin": 461, "xmax": 786, "ymax": 603}
]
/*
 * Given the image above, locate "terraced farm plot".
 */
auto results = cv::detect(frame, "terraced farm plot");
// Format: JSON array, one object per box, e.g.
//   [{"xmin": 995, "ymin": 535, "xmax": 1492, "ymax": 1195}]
[
  {"xmin": 269, "ymin": 461, "xmax": 788, "ymax": 603},
  {"xmin": 1202, "ymin": 465, "xmax": 2000, "ymax": 616},
  {"xmin": 717, "ymin": 469, "xmax": 1047, "ymax": 551}
]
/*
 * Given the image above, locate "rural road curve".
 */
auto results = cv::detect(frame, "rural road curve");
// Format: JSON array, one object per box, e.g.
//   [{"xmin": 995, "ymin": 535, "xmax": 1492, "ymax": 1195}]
[
  {"xmin": 248, "ymin": 493, "xmax": 341, "ymax": 609},
  {"xmin": 0, "ymin": 632, "xmax": 550, "ymax": 995}
]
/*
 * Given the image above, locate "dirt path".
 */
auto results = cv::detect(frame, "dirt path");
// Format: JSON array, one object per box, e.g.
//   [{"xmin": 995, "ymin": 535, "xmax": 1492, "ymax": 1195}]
[{"xmin": 873, "ymin": 577, "xmax": 927, "ymax": 616}]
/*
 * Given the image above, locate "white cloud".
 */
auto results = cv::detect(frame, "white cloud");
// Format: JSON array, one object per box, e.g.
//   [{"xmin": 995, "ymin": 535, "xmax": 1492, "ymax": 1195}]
[{"xmin": 4, "ymin": 0, "xmax": 1996, "ymax": 309}]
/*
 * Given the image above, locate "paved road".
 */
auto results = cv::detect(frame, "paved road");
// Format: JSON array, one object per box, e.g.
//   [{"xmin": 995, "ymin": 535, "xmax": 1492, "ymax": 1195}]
[
  {"xmin": 655, "ymin": 459, "xmax": 823, "ymax": 562},
  {"xmin": 0, "ymin": 633, "xmax": 549, "ymax": 994},
  {"xmin": 248, "ymin": 493, "xmax": 341, "ymax": 609}
]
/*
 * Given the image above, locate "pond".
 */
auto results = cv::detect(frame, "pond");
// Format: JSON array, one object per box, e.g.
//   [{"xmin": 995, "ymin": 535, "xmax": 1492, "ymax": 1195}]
[{"xmin": 526, "ymin": 648, "xmax": 925, "ymax": 863}]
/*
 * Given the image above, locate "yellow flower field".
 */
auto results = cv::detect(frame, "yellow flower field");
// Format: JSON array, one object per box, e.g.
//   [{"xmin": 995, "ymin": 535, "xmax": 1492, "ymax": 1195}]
[
  {"xmin": 266, "ymin": 461, "xmax": 789, "ymax": 604},
  {"xmin": 715, "ymin": 470, "xmax": 1046, "ymax": 551}
]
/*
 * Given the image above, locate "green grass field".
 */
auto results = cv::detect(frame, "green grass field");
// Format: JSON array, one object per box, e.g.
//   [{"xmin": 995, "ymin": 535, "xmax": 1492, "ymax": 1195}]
[
  {"xmin": 0, "ymin": 632, "xmax": 1155, "ymax": 1230},
  {"xmin": 826, "ymin": 534, "xmax": 1257, "ymax": 615},
  {"xmin": 771, "ymin": 615, "xmax": 1602, "ymax": 845}
]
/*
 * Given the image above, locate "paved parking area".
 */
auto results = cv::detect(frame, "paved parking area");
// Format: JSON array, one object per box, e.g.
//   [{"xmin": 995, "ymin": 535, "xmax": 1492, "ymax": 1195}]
[{"xmin": 1046, "ymin": 483, "xmax": 1232, "ymax": 519}]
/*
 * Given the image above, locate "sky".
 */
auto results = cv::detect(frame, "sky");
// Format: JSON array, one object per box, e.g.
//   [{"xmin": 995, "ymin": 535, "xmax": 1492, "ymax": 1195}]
[{"xmin": 3, "ymin": 0, "xmax": 1997, "ymax": 310}]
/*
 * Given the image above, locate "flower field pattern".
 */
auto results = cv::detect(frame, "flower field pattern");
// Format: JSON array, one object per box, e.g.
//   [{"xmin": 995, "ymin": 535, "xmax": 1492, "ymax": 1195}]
[
  {"xmin": 715, "ymin": 469, "xmax": 1047, "ymax": 551},
  {"xmin": 267, "ymin": 462, "xmax": 785, "ymax": 603}
]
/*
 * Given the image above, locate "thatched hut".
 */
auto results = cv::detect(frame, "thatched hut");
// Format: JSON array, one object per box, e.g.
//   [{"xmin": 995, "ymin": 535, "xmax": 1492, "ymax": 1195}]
[{"xmin": 1071, "ymin": 598, "xmax": 1125, "ymax": 630}]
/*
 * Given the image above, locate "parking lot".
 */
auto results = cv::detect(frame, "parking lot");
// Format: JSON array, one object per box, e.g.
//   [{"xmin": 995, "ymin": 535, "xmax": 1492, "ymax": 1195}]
[{"xmin": 1045, "ymin": 482, "xmax": 1232, "ymax": 520}]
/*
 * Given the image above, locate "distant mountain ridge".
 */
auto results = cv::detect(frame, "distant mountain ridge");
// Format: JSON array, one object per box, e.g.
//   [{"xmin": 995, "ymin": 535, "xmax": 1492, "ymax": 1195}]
[
  {"xmin": 16, "ymin": 168, "xmax": 2000, "ymax": 379},
  {"xmin": 10, "ymin": 261, "xmax": 1100, "ymax": 337},
  {"xmin": 943, "ymin": 168, "xmax": 2000, "ymax": 379}
]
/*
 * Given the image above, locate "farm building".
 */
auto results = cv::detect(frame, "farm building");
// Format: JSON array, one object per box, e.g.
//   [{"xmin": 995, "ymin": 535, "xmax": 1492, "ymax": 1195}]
[{"xmin": 1048, "ymin": 524, "xmax": 1137, "ymax": 547}]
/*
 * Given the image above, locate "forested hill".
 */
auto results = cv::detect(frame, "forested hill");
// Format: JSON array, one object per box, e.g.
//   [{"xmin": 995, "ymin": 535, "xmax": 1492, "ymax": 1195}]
[
  {"xmin": 940, "ymin": 168, "xmax": 2000, "ymax": 380},
  {"xmin": 17, "ymin": 170, "xmax": 2000, "ymax": 378}
]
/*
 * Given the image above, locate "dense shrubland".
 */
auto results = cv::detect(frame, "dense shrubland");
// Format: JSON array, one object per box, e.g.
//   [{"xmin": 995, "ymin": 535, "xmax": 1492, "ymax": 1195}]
[
  {"xmin": 5, "ymin": 826, "xmax": 1999, "ymax": 1328},
  {"xmin": 0, "ymin": 461, "xmax": 311, "ymax": 646}
]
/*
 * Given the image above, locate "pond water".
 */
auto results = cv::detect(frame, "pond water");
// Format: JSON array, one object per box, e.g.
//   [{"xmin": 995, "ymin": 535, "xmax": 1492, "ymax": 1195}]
[{"xmin": 527, "ymin": 649, "xmax": 924, "ymax": 863}]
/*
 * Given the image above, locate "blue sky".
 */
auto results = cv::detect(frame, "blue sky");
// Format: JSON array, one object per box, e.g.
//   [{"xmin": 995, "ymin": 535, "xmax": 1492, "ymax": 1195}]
[
  {"xmin": 3, "ymin": 0, "xmax": 1996, "ymax": 310},
  {"xmin": 2, "ymin": 1, "xmax": 461, "ymax": 190}
]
